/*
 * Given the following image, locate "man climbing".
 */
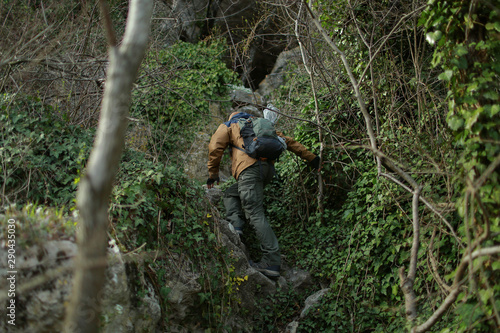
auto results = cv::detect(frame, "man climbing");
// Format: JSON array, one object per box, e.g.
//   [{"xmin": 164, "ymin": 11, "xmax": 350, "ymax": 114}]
[{"xmin": 206, "ymin": 105, "xmax": 320, "ymax": 278}]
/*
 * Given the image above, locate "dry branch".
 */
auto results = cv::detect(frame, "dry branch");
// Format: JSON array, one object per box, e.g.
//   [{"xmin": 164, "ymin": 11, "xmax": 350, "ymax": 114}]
[
  {"xmin": 414, "ymin": 246, "xmax": 500, "ymax": 332},
  {"xmin": 295, "ymin": 2, "xmax": 325, "ymax": 221},
  {"xmin": 398, "ymin": 185, "xmax": 422, "ymax": 322},
  {"xmin": 303, "ymin": 0, "xmax": 378, "ymax": 153}
]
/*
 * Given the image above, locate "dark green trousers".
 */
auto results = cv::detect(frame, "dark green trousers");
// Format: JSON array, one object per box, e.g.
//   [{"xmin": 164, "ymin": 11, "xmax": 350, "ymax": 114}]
[{"xmin": 223, "ymin": 161, "xmax": 281, "ymax": 266}]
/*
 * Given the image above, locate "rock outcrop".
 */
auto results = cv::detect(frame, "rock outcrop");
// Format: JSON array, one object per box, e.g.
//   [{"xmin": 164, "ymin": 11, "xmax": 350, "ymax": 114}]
[
  {"xmin": 257, "ymin": 46, "xmax": 303, "ymax": 98},
  {"xmin": 285, "ymin": 288, "xmax": 331, "ymax": 333},
  {"xmin": 0, "ymin": 239, "xmax": 161, "ymax": 333},
  {"xmin": 157, "ymin": 0, "xmax": 291, "ymax": 89},
  {"xmin": 0, "ymin": 196, "xmax": 325, "ymax": 332}
]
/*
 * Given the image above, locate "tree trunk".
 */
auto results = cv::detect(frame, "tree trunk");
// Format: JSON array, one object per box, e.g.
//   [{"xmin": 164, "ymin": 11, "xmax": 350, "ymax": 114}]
[{"xmin": 63, "ymin": 1, "xmax": 153, "ymax": 332}]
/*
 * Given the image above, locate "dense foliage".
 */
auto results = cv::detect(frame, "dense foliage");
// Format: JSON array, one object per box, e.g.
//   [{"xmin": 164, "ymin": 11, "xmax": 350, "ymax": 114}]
[
  {"xmin": 131, "ymin": 40, "xmax": 238, "ymax": 159},
  {"xmin": 259, "ymin": 0, "xmax": 499, "ymax": 331},
  {"xmin": 0, "ymin": 35, "xmax": 241, "ymax": 330},
  {"xmin": 0, "ymin": 95, "xmax": 93, "ymax": 208}
]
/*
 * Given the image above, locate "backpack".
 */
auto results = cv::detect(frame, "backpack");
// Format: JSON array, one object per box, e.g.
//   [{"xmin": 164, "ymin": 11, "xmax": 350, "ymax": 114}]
[{"xmin": 234, "ymin": 116, "xmax": 286, "ymax": 160}]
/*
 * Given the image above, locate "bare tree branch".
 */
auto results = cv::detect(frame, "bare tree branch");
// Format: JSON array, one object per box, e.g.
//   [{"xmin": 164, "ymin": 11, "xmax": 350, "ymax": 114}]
[
  {"xmin": 381, "ymin": 172, "xmax": 462, "ymax": 247},
  {"xmin": 415, "ymin": 246, "xmax": 500, "ymax": 332},
  {"xmin": 399, "ymin": 185, "xmax": 422, "ymax": 322},
  {"xmin": 98, "ymin": 0, "xmax": 117, "ymax": 47},
  {"xmin": 303, "ymin": 0, "xmax": 378, "ymax": 153},
  {"xmin": 428, "ymin": 227, "xmax": 452, "ymax": 294},
  {"xmin": 474, "ymin": 154, "xmax": 500, "ymax": 190},
  {"xmin": 358, "ymin": 3, "xmax": 428, "ymax": 85},
  {"xmin": 295, "ymin": 2, "xmax": 325, "ymax": 222}
]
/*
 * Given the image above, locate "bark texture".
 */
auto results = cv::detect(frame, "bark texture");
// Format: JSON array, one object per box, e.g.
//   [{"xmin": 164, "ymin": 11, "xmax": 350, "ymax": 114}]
[{"xmin": 63, "ymin": 1, "xmax": 153, "ymax": 332}]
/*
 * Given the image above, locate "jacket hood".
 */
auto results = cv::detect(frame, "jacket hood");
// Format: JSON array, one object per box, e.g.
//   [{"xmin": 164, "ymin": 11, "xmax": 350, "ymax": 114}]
[
  {"xmin": 228, "ymin": 111, "xmax": 240, "ymax": 120},
  {"xmin": 224, "ymin": 112, "xmax": 253, "ymax": 127}
]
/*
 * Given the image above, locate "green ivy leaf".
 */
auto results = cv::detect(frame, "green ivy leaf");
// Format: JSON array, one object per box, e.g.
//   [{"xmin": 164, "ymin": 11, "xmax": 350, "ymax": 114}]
[
  {"xmin": 485, "ymin": 21, "xmax": 500, "ymax": 32},
  {"xmin": 479, "ymin": 288, "xmax": 493, "ymax": 304},
  {"xmin": 392, "ymin": 284, "xmax": 399, "ymax": 296},
  {"xmin": 489, "ymin": 105, "xmax": 500, "ymax": 117},
  {"xmin": 455, "ymin": 45, "xmax": 468, "ymax": 57},
  {"xmin": 483, "ymin": 91, "xmax": 499, "ymax": 100},
  {"xmin": 447, "ymin": 115, "xmax": 464, "ymax": 130},
  {"xmin": 492, "ymin": 261, "xmax": 500, "ymax": 270},
  {"xmin": 426, "ymin": 30, "xmax": 442, "ymax": 45},
  {"xmin": 438, "ymin": 70, "xmax": 453, "ymax": 81}
]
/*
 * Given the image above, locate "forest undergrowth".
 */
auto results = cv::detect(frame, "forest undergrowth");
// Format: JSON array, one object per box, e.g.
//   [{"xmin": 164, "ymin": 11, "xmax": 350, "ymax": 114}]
[{"xmin": 0, "ymin": 0, "xmax": 498, "ymax": 332}]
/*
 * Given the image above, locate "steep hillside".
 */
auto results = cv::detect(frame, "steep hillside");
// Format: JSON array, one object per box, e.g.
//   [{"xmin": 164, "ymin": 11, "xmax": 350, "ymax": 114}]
[{"xmin": 0, "ymin": 0, "xmax": 498, "ymax": 332}]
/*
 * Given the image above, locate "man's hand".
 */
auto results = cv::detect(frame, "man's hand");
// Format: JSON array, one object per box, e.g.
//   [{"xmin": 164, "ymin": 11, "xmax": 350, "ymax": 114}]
[
  {"xmin": 309, "ymin": 155, "xmax": 321, "ymax": 171},
  {"xmin": 207, "ymin": 177, "xmax": 220, "ymax": 189}
]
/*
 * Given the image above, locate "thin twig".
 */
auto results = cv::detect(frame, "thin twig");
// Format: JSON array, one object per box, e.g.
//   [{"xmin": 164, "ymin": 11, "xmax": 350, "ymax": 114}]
[
  {"xmin": 358, "ymin": 4, "xmax": 428, "ymax": 85},
  {"xmin": 414, "ymin": 246, "xmax": 500, "ymax": 332},
  {"xmin": 381, "ymin": 172, "xmax": 462, "ymax": 247},
  {"xmin": 295, "ymin": 2, "xmax": 325, "ymax": 221},
  {"xmin": 303, "ymin": 0, "xmax": 378, "ymax": 152},
  {"xmin": 98, "ymin": 0, "xmax": 117, "ymax": 47},
  {"xmin": 474, "ymin": 154, "xmax": 500, "ymax": 190},
  {"xmin": 428, "ymin": 227, "xmax": 452, "ymax": 293}
]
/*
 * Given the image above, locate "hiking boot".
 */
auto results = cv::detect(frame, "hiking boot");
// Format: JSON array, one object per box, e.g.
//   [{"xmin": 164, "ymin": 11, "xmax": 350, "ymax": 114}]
[{"xmin": 250, "ymin": 261, "xmax": 280, "ymax": 277}]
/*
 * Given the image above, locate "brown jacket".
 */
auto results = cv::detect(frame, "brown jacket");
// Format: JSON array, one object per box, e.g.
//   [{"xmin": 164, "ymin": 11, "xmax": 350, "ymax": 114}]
[{"xmin": 208, "ymin": 114, "xmax": 317, "ymax": 180}]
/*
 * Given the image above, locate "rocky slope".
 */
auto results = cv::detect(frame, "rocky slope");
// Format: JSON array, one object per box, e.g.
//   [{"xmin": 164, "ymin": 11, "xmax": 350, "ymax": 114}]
[{"xmin": 0, "ymin": 201, "xmax": 328, "ymax": 332}]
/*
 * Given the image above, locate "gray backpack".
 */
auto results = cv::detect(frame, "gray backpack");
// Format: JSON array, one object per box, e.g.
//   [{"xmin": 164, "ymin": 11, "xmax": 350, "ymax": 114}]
[{"xmin": 234, "ymin": 117, "xmax": 286, "ymax": 160}]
